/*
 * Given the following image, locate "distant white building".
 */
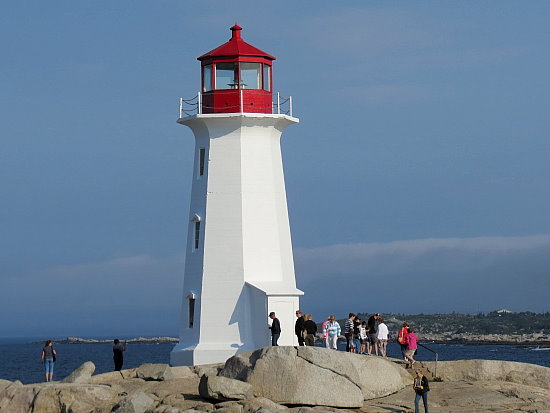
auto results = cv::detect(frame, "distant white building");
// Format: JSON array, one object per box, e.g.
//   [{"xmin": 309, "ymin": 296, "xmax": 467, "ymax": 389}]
[
  {"xmin": 496, "ymin": 309, "xmax": 513, "ymax": 314},
  {"xmin": 170, "ymin": 25, "xmax": 303, "ymax": 367}
]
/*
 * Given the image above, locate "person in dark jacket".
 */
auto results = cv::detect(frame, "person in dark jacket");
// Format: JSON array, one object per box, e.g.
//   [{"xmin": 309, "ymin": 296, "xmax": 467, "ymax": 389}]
[
  {"xmin": 303, "ymin": 314, "xmax": 317, "ymax": 346},
  {"xmin": 413, "ymin": 369, "xmax": 430, "ymax": 413},
  {"xmin": 269, "ymin": 312, "xmax": 281, "ymax": 346},
  {"xmin": 295, "ymin": 310, "xmax": 305, "ymax": 346},
  {"xmin": 113, "ymin": 339, "xmax": 127, "ymax": 371}
]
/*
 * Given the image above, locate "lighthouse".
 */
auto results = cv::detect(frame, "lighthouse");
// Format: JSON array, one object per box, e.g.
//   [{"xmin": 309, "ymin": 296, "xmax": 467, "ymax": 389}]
[{"xmin": 170, "ymin": 25, "xmax": 303, "ymax": 366}]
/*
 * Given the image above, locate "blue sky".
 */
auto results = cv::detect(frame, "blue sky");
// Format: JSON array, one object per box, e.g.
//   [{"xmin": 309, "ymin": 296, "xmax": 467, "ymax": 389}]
[{"xmin": 2, "ymin": 1, "xmax": 549, "ymax": 337}]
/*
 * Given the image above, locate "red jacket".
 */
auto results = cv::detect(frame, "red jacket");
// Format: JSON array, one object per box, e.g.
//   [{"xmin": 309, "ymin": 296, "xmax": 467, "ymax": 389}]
[{"xmin": 397, "ymin": 327, "xmax": 408, "ymax": 345}]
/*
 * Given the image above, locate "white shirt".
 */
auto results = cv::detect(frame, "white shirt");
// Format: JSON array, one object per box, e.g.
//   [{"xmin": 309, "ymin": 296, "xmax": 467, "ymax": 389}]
[{"xmin": 377, "ymin": 322, "xmax": 389, "ymax": 340}]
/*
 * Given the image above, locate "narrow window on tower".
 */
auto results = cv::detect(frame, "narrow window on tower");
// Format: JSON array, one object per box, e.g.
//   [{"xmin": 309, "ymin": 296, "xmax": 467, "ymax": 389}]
[
  {"xmin": 188, "ymin": 297, "xmax": 195, "ymax": 328},
  {"xmin": 199, "ymin": 148, "xmax": 205, "ymax": 176},
  {"xmin": 194, "ymin": 221, "xmax": 200, "ymax": 249}
]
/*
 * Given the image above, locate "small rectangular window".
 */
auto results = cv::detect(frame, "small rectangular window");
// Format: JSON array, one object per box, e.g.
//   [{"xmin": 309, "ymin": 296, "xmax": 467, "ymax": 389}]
[
  {"xmin": 203, "ymin": 65, "xmax": 212, "ymax": 92},
  {"xmin": 188, "ymin": 297, "xmax": 195, "ymax": 328},
  {"xmin": 199, "ymin": 148, "xmax": 205, "ymax": 176},
  {"xmin": 194, "ymin": 221, "xmax": 201, "ymax": 249},
  {"xmin": 263, "ymin": 65, "xmax": 271, "ymax": 91}
]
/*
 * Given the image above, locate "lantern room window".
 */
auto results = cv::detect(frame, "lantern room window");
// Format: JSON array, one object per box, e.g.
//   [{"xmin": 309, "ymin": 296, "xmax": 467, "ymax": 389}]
[
  {"xmin": 263, "ymin": 65, "xmax": 271, "ymax": 91},
  {"xmin": 216, "ymin": 62, "xmax": 239, "ymax": 89},
  {"xmin": 240, "ymin": 63, "xmax": 261, "ymax": 89},
  {"xmin": 203, "ymin": 65, "xmax": 212, "ymax": 92}
]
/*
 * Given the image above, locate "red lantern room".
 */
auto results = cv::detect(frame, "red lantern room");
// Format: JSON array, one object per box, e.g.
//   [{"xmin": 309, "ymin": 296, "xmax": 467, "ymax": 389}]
[{"xmin": 198, "ymin": 25, "xmax": 275, "ymax": 114}]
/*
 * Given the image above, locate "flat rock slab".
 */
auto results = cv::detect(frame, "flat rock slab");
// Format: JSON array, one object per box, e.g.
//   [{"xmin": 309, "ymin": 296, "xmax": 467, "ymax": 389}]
[{"xmin": 136, "ymin": 363, "xmax": 175, "ymax": 381}]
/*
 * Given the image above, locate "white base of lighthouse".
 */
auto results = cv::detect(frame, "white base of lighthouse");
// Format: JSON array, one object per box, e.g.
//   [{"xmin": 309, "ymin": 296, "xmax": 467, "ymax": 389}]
[{"xmin": 170, "ymin": 113, "xmax": 302, "ymax": 367}]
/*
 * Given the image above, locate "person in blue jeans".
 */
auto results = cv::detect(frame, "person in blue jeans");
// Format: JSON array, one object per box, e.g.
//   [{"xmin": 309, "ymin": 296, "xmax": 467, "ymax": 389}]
[
  {"xmin": 413, "ymin": 369, "xmax": 430, "ymax": 413},
  {"xmin": 41, "ymin": 340, "xmax": 57, "ymax": 382}
]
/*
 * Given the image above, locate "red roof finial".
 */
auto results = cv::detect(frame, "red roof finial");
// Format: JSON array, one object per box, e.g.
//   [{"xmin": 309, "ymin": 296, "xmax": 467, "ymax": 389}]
[{"xmin": 230, "ymin": 24, "xmax": 242, "ymax": 40}]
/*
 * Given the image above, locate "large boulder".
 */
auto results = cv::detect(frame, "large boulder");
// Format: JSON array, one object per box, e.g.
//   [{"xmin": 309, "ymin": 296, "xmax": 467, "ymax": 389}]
[
  {"xmin": 423, "ymin": 359, "xmax": 550, "ymax": 389},
  {"xmin": 199, "ymin": 375, "xmax": 253, "ymax": 401},
  {"xmin": 0, "ymin": 382, "xmax": 117, "ymax": 413},
  {"xmin": 62, "ymin": 360, "xmax": 96, "ymax": 383},
  {"xmin": 219, "ymin": 346, "xmax": 410, "ymax": 407}
]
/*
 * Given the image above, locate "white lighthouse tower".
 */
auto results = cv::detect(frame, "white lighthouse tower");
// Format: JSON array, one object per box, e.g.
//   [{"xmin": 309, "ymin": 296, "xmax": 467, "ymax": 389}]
[{"xmin": 170, "ymin": 25, "xmax": 303, "ymax": 366}]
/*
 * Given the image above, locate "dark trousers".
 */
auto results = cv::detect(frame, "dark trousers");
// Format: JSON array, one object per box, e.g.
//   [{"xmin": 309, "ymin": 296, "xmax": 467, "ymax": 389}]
[
  {"xmin": 415, "ymin": 391, "xmax": 429, "ymax": 413},
  {"xmin": 305, "ymin": 334, "xmax": 315, "ymax": 346},
  {"xmin": 114, "ymin": 357, "xmax": 123, "ymax": 371},
  {"xmin": 297, "ymin": 335, "xmax": 305, "ymax": 346},
  {"xmin": 271, "ymin": 333, "xmax": 280, "ymax": 346}
]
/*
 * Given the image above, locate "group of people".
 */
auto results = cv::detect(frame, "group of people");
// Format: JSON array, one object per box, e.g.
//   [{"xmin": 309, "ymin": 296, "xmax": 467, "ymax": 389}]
[
  {"xmin": 269, "ymin": 311, "xmax": 420, "ymax": 366},
  {"xmin": 40, "ymin": 338, "xmax": 127, "ymax": 381},
  {"xmin": 268, "ymin": 310, "xmax": 318, "ymax": 346}
]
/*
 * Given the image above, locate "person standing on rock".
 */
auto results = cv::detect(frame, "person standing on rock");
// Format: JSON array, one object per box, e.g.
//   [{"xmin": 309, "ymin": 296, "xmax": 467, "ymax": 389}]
[
  {"xmin": 41, "ymin": 340, "xmax": 56, "ymax": 382},
  {"xmin": 413, "ymin": 369, "xmax": 430, "ymax": 413},
  {"xmin": 269, "ymin": 312, "xmax": 281, "ymax": 346},
  {"xmin": 344, "ymin": 313, "xmax": 356, "ymax": 352},
  {"xmin": 359, "ymin": 321, "xmax": 368, "ymax": 354},
  {"xmin": 367, "ymin": 313, "xmax": 380, "ymax": 355},
  {"xmin": 295, "ymin": 310, "xmax": 305, "ymax": 346},
  {"xmin": 113, "ymin": 339, "xmax": 127, "ymax": 371},
  {"xmin": 303, "ymin": 314, "xmax": 317, "ymax": 346},
  {"xmin": 324, "ymin": 314, "xmax": 341, "ymax": 349},
  {"xmin": 377, "ymin": 317, "xmax": 389, "ymax": 357}
]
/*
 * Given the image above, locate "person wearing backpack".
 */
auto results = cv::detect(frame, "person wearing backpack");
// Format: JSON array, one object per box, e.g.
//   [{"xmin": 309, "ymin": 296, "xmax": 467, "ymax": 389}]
[
  {"xmin": 398, "ymin": 322, "xmax": 410, "ymax": 360},
  {"xmin": 413, "ymin": 369, "xmax": 430, "ymax": 413}
]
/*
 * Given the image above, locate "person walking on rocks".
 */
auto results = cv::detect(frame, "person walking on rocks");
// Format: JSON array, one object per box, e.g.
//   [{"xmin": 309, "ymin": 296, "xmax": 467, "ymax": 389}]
[
  {"xmin": 367, "ymin": 313, "xmax": 380, "ymax": 355},
  {"xmin": 413, "ymin": 369, "xmax": 430, "ymax": 413},
  {"xmin": 405, "ymin": 328, "xmax": 418, "ymax": 368},
  {"xmin": 324, "ymin": 314, "xmax": 341, "ymax": 350},
  {"xmin": 113, "ymin": 339, "xmax": 127, "ymax": 371},
  {"xmin": 398, "ymin": 322, "xmax": 410, "ymax": 360},
  {"xmin": 41, "ymin": 340, "xmax": 56, "ymax": 382},
  {"xmin": 269, "ymin": 312, "xmax": 281, "ymax": 346},
  {"xmin": 377, "ymin": 317, "xmax": 389, "ymax": 357},
  {"xmin": 303, "ymin": 314, "xmax": 317, "ymax": 346},
  {"xmin": 295, "ymin": 310, "xmax": 305, "ymax": 346}
]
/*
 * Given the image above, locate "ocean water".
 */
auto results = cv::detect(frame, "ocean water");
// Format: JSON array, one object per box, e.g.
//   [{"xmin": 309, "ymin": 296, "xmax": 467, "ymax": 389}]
[{"xmin": 0, "ymin": 339, "xmax": 548, "ymax": 384}]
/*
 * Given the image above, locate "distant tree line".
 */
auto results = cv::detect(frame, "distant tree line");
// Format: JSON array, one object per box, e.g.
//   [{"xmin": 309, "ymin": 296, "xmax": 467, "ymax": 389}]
[{"xmin": 342, "ymin": 311, "xmax": 550, "ymax": 335}]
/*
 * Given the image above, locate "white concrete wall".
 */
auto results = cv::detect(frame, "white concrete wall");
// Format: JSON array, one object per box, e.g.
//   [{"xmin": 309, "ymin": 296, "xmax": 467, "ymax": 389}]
[{"xmin": 171, "ymin": 114, "xmax": 301, "ymax": 366}]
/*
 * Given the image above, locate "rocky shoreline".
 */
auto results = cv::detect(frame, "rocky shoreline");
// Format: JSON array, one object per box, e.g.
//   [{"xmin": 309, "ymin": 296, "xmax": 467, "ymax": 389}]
[
  {"xmin": 31, "ymin": 337, "xmax": 180, "ymax": 345},
  {"xmin": 2, "ymin": 346, "xmax": 550, "ymax": 413}
]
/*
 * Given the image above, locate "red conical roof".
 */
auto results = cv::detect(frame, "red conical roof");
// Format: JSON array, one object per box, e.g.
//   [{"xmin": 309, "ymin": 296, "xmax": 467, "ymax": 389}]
[{"xmin": 198, "ymin": 25, "xmax": 276, "ymax": 61}]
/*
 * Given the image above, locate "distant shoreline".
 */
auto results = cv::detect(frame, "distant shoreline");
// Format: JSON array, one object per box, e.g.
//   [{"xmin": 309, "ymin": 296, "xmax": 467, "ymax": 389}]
[
  {"xmin": 30, "ymin": 337, "xmax": 179, "ymax": 345},
  {"xmin": 31, "ymin": 336, "xmax": 550, "ymax": 346}
]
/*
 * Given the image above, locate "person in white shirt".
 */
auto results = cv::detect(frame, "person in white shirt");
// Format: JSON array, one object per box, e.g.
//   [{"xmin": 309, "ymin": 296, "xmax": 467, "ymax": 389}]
[{"xmin": 376, "ymin": 317, "xmax": 389, "ymax": 357}]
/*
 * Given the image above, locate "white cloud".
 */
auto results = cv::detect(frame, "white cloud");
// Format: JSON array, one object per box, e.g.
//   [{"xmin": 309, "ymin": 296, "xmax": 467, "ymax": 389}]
[{"xmin": 295, "ymin": 235, "xmax": 550, "ymax": 317}]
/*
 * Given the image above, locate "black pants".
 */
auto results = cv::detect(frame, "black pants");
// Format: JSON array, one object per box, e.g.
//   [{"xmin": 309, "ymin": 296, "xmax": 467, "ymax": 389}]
[
  {"xmin": 297, "ymin": 335, "xmax": 305, "ymax": 346},
  {"xmin": 114, "ymin": 357, "xmax": 123, "ymax": 371}
]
